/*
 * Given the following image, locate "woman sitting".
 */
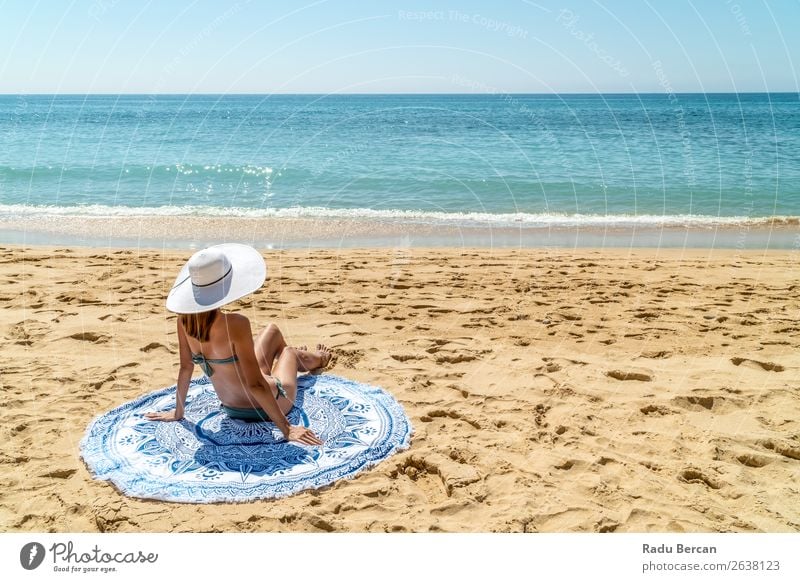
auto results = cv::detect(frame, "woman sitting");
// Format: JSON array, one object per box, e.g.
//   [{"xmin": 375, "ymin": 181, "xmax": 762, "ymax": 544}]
[{"xmin": 145, "ymin": 243, "xmax": 330, "ymax": 446}]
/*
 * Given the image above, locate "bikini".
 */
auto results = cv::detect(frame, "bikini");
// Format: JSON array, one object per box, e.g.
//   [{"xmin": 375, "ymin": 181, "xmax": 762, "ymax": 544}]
[{"xmin": 192, "ymin": 351, "xmax": 287, "ymax": 422}]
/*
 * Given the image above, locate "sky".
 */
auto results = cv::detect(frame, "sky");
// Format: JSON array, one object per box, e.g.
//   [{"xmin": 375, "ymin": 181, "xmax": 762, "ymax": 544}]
[{"xmin": 0, "ymin": 0, "xmax": 798, "ymax": 94}]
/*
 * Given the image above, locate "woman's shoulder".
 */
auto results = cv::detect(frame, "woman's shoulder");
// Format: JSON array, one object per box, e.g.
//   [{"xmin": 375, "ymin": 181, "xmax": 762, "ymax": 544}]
[{"xmin": 219, "ymin": 311, "xmax": 251, "ymax": 331}]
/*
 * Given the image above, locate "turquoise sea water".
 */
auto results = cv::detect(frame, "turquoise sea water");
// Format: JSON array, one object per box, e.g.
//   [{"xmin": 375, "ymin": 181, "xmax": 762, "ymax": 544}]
[{"xmin": 1, "ymin": 93, "xmax": 799, "ymax": 228}]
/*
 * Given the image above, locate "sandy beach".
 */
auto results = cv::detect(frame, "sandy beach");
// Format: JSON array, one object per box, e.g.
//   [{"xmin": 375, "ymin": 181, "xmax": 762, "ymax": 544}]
[{"xmin": 1, "ymin": 244, "xmax": 799, "ymax": 533}]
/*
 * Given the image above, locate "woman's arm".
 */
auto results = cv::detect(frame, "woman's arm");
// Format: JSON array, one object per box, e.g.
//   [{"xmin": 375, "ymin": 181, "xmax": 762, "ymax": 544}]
[
  {"xmin": 233, "ymin": 322, "xmax": 322, "ymax": 445},
  {"xmin": 145, "ymin": 318, "xmax": 193, "ymax": 422},
  {"xmin": 229, "ymin": 315, "xmax": 292, "ymax": 437}
]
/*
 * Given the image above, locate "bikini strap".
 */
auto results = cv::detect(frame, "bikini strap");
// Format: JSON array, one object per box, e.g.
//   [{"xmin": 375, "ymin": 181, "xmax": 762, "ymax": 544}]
[
  {"xmin": 191, "ymin": 352, "xmax": 238, "ymax": 377},
  {"xmin": 273, "ymin": 376, "xmax": 287, "ymax": 400},
  {"xmin": 192, "ymin": 353, "xmax": 214, "ymax": 377}
]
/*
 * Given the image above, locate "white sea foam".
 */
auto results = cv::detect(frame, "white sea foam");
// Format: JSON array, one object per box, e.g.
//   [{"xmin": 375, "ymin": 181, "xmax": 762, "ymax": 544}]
[{"xmin": 0, "ymin": 203, "xmax": 796, "ymax": 228}]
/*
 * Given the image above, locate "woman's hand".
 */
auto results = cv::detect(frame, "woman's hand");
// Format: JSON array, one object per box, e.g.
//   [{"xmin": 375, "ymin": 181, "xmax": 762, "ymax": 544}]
[
  {"xmin": 287, "ymin": 425, "xmax": 323, "ymax": 445},
  {"xmin": 144, "ymin": 410, "xmax": 183, "ymax": 422}
]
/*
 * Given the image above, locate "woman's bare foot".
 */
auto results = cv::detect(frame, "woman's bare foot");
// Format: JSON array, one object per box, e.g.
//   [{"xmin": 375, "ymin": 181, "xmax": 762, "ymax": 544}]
[
  {"xmin": 294, "ymin": 344, "xmax": 333, "ymax": 372},
  {"xmin": 315, "ymin": 344, "xmax": 333, "ymax": 370}
]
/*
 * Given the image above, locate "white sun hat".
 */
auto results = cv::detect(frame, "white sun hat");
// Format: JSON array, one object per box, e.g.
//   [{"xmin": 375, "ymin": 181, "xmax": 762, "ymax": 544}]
[{"xmin": 166, "ymin": 243, "xmax": 266, "ymax": 314}]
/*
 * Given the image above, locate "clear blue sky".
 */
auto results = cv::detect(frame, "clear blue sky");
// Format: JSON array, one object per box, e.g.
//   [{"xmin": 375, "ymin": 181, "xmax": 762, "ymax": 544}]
[{"xmin": 1, "ymin": 0, "xmax": 797, "ymax": 93}]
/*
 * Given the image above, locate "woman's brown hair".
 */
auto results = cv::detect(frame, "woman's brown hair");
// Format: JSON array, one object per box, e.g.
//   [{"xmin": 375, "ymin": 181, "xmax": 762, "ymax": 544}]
[{"xmin": 180, "ymin": 309, "xmax": 219, "ymax": 342}]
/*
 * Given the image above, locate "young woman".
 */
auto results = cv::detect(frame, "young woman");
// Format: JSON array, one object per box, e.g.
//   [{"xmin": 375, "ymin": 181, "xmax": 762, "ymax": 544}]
[{"xmin": 145, "ymin": 243, "xmax": 330, "ymax": 446}]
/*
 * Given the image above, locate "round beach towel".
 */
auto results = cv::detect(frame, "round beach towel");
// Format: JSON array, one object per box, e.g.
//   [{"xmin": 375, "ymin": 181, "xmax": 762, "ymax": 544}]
[{"xmin": 80, "ymin": 374, "xmax": 412, "ymax": 503}]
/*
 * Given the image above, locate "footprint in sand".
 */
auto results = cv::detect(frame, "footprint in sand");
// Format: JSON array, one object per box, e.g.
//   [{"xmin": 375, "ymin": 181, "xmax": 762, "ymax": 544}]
[
  {"xmin": 56, "ymin": 291, "xmax": 102, "ymax": 305},
  {"xmin": 340, "ymin": 307, "xmax": 369, "ymax": 315},
  {"xmin": 7, "ymin": 319, "xmax": 49, "ymax": 345},
  {"xmin": 538, "ymin": 361, "xmax": 561, "ymax": 373},
  {"xmin": 392, "ymin": 453, "xmax": 481, "ymax": 498},
  {"xmin": 274, "ymin": 513, "xmax": 298, "ymax": 526},
  {"xmin": 758, "ymin": 439, "xmax": 800, "ymax": 461},
  {"xmin": 735, "ymin": 453, "xmax": 773, "ymax": 468},
  {"xmin": 677, "ymin": 393, "xmax": 716, "ymax": 409},
  {"xmin": 595, "ymin": 518, "xmax": 621, "ymax": 533},
  {"xmin": 307, "ymin": 516, "xmax": 336, "ymax": 532},
  {"xmin": 671, "ymin": 394, "xmax": 747, "ymax": 413},
  {"xmin": 11, "ymin": 423, "xmax": 29, "ymax": 436},
  {"xmin": 638, "ymin": 350, "xmax": 672, "ymax": 359},
  {"xmin": 542, "ymin": 356, "xmax": 588, "ymax": 367},
  {"xmin": 140, "ymin": 342, "xmax": 173, "ymax": 354},
  {"xmin": 606, "ymin": 369, "xmax": 652, "ymax": 382},
  {"xmin": 98, "ymin": 313, "xmax": 127, "ymax": 322},
  {"xmin": 391, "ymin": 457, "xmax": 449, "ymax": 502},
  {"xmin": 390, "ymin": 352, "xmax": 423, "ymax": 363},
  {"xmin": 640, "ymin": 404, "xmax": 675, "ymax": 416},
  {"xmin": 435, "ymin": 353, "xmax": 479, "ymax": 364},
  {"xmin": 40, "ymin": 468, "xmax": 77, "ymax": 479},
  {"xmin": 68, "ymin": 331, "xmax": 111, "ymax": 344},
  {"xmin": 424, "ymin": 338, "xmax": 454, "ymax": 354},
  {"xmin": 88, "ymin": 362, "xmax": 140, "ymax": 389},
  {"xmin": 678, "ymin": 469, "xmax": 723, "ymax": 490},
  {"xmin": 421, "ymin": 409, "xmax": 481, "ymax": 429},
  {"xmin": 730, "ymin": 357, "xmax": 784, "ymax": 372},
  {"xmin": 334, "ymin": 348, "xmax": 364, "ymax": 368},
  {"xmin": 632, "ymin": 311, "xmax": 661, "ymax": 321}
]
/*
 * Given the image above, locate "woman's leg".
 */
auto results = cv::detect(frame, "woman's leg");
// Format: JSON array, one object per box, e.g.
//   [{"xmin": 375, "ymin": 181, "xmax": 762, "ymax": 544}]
[
  {"xmin": 271, "ymin": 345, "xmax": 332, "ymax": 415},
  {"xmin": 255, "ymin": 323, "xmax": 333, "ymax": 374},
  {"xmin": 253, "ymin": 323, "xmax": 287, "ymax": 376}
]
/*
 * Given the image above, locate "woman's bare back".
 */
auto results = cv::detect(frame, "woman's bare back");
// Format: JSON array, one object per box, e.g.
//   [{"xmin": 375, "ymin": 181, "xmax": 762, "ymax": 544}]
[{"xmin": 182, "ymin": 311, "xmax": 264, "ymax": 408}]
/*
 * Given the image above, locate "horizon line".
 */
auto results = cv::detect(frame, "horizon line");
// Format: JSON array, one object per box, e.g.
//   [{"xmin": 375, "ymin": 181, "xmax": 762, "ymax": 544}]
[{"xmin": 1, "ymin": 91, "xmax": 799, "ymax": 97}]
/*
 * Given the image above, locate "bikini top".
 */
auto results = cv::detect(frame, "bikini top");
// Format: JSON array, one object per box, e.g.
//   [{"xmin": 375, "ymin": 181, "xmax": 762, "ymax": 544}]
[{"xmin": 191, "ymin": 352, "xmax": 239, "ymax": 377}]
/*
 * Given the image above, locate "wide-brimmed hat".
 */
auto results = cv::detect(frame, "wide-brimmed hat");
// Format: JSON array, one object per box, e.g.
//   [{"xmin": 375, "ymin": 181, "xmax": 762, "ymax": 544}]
[{"xmin": 166, "ymin": 243, "xmax": 266, "ymax": 314}]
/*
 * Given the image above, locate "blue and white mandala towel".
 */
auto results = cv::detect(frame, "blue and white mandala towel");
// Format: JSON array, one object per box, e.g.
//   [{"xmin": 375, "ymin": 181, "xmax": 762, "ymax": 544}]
[{"xmin": 80, "ymin": 374, "xmax": 412, "ymax": 503}]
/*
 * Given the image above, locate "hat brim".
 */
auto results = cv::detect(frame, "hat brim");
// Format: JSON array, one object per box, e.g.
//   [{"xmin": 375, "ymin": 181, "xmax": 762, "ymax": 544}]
[{"xmin": 165, "ymin": 243, "xmax": 266, "ymax": 314}]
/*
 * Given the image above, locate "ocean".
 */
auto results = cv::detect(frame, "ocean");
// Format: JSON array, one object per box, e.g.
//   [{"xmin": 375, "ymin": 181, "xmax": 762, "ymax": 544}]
[{"xmin": 1, "ymin": 93, "xmax": 799, "ymax": 248}]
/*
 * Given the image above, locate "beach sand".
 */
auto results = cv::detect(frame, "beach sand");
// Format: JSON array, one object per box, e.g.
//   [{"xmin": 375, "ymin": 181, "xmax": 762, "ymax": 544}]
[{"xmin": 1, "ymin": 244, "xmax": 799, "ymax": 533}]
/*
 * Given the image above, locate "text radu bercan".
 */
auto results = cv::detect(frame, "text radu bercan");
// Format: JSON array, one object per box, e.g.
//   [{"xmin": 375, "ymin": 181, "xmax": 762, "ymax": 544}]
[{"xmin": 643, "ymin": 543, "xmax": 717, "ymax": 554}]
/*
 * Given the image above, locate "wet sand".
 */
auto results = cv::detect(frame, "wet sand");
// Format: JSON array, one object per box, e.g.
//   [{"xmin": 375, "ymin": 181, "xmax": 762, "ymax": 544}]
[{"xmin": 1, "ymin": 213, "xmax": 799, "ymax": 250}]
